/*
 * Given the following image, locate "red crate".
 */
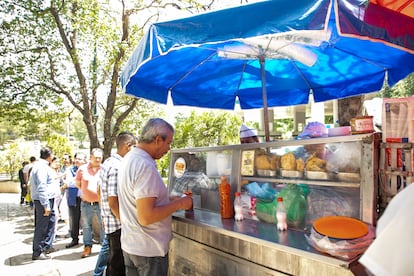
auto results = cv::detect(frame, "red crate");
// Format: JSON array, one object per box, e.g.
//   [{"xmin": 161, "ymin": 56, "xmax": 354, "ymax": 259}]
[{"xmin": 379, "ymin": 142, "xmax": 413, "ymax": 214}]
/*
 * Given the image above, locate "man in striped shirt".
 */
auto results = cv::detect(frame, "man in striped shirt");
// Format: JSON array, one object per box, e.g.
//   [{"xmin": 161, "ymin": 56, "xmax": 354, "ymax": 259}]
[{"xmin": 98, "ymin": 132, "xmax": 136, "ymax": 275}]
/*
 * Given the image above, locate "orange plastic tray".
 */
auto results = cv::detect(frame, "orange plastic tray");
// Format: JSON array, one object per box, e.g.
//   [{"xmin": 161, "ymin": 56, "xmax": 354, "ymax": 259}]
[{"xmin": 313, "ymin": 216, "xmax": 368, "ymax": 239}]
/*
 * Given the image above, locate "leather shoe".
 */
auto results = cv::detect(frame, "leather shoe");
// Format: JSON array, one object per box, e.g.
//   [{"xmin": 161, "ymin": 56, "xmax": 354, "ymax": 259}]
[
  {"xmin": 44, "ymin": 247, "xmax": 58, "ymax": 254},
  {"xmin": 32, "ymin": 253, "xmax": 51, "ymax": 260},
  {"xmin": 81, "ymin": 246, "xmax": 92, "ymax": 258},
  {"xmin": 65, "ymin": 241, "xmax": 79, "ymax": 248}
]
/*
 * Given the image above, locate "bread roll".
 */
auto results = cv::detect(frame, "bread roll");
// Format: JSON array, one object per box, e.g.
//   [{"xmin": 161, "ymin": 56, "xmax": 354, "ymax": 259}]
[
  {"xmin": 305, "ymin": 153, "xmax": 327, "ymax": 172},
  {"xmin": 281, "ymin": 152, "xmax": 296, "ymax": 171}
]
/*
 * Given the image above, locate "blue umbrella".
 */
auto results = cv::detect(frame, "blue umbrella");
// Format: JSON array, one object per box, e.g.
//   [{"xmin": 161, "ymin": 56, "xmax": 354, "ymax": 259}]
[{"xmin": 121, "ymin": 0, "xmax": 414, "ymax": 140}]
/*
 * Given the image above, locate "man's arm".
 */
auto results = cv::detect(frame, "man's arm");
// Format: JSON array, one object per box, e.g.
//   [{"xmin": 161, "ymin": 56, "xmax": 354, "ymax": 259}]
[
  {"xmin": 135, "ymin": 196, "xmax": 192, "ymax": 226},
  {"xmin": 108, "ymin": 196, "xmax": 120, "ymax": 219}
]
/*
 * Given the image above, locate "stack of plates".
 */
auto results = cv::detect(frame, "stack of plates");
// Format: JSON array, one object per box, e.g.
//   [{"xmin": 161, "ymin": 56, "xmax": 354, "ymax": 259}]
[
  {"xmin": 306, "ymin": 216, "xmax": 374, "ymax": 260},
  {"xmin": 313, "ymin": 216, "xmax": 368, "ymax": 239}
]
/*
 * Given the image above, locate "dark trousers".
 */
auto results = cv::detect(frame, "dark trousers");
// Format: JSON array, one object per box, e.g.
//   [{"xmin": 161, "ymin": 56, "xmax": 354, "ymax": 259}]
[
  {"xmin": 68, "ymin": 197, "xmax": 81, "ymax": 242},
  {"xmin": 32, "ymin": 199, "xmax": 56, "ymax": 257},
  {"xmin": 124, "ymin": 251, "xmax": 168, "ymax": 276},
  {"xmin": 20, "ymin": 183, "xmax": 27, "ymax": 204},
  {"xmin": 107, "ymin": 229, "xmax": 125, "ymax": 276}
]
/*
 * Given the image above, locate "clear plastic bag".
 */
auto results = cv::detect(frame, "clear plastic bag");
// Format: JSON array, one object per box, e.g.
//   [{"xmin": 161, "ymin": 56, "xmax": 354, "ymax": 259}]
[{"xmin": 305, "ymin": 225, "xmax": 375, "ymax": 260}]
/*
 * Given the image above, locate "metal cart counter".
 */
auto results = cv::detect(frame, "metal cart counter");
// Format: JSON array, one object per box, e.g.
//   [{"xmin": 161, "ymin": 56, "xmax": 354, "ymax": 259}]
[
  {"xmin": 167, "ymin": 134, "xmax": 379, "ymax": 275},
  {"xmin": 169, "ymin": 209, "xmax": 367, "ymax": 275}
]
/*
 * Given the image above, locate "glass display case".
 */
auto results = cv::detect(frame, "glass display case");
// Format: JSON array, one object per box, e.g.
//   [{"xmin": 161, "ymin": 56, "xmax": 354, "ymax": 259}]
[
  {"xmin": 167, "ymin": 133, "xmax": 380, "ymax": 275},
  {"xmin": 168, "ymin": 133, "xmax": 380, "ymax": 226}
]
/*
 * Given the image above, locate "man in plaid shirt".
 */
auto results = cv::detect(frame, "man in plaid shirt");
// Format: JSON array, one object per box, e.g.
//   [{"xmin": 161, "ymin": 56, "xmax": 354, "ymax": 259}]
[{"xmin": 98, "ymin": 132, "xmax": 137, "ymax": 275}]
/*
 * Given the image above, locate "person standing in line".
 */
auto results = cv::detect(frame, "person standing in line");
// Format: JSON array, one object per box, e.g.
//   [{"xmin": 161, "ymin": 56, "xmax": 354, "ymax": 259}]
[
  {"xmin": 96, "ymin": 131, "xmax": 137, "ymax": 276},
  {"xmin": 56, "ymin": 154, "xmax": 71, "ymax": 237},
  {"xmin": 77, "ymin": 148, "xmax": 104, "ymax": 258},
  {"xmin": 31, "ymin": 146, "xmax": 59, "ymax": 260},
  {"xmin": 118, "ymin": 118, "xmax": 193, "ymax": 276},
  {"xmin": 63, "ymin": 152, "xmax": 87, "ymax": 248},
  {"xmin": 19, "ymin": 161, "xmax": 29, "ymax": 204},
  {"xmin": 50, "ymin": 157, "xmax": 66, "ymax": 243},
  {"xmin": 23, "ymin": 156, "xmax": 36, "ymax": 207},
  {"xmin": 23, "ymin": 156, "xmax": 36, "ymax": 184}
]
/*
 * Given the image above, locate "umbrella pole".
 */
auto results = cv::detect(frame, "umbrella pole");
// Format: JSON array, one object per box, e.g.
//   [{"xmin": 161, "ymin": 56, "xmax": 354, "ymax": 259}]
[{"xmin": 260, "ymin": 57, "xmax": 270, "ymax": 142}]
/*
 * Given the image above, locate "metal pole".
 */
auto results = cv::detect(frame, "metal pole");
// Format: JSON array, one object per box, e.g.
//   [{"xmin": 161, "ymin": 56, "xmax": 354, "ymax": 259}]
[{"xmin": 260, "ymin": 57, "xmax": 270, "ymax": 142}]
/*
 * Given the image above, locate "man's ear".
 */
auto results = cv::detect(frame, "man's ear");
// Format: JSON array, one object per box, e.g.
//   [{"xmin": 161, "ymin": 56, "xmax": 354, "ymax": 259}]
[{"xmin": 154, "ymin": 135, "xmax": 161, "ymax": 144}]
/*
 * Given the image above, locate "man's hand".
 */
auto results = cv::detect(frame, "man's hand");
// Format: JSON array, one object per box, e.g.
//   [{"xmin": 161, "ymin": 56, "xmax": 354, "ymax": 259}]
[{"xmin": 43, "ymin": 207, "xmax": 51, "ymax": 216}]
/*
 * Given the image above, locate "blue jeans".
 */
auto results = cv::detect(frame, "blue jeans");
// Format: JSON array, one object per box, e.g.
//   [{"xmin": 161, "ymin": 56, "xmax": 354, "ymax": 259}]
[
  {"xmin": 81, "ymin": 202, "xmax": 103, "ymax": 247},
  {"xmin": 94, "ymin": 235, "xmax": 109, "ymax": 276},
  {"xmin": 32, "ymin": 199, "xmax": 56, "ymax": 257},
  {"xmin": 123, "ymin": 251, "xmax": 168, "ymax": 276}
]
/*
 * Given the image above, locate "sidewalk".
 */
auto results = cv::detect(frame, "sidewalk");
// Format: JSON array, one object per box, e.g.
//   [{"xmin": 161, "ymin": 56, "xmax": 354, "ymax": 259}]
[{"xmin": 0, "ymin": 193, "xmax": 102, "ymax": 276}]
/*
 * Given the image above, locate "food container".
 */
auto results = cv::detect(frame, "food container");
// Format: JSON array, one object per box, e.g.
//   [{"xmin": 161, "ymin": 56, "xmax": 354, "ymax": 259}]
[
  {"xmin": 336, "ymin": 172, "xmax": 361, "ymax": 182},
  {"xmin": 328, "ymin": 126, "xmax": 351, "ymax": 137},
  {"xmin": 216, "ymin": 153, "xmax": 231, "ymax": 176},
  {"xmin": 280, "ymin": 169, "xmax": 303, "ymax": 178},
  {"xmin": 257, "ymin": 169, "xmax": 277, "ymax": 177},
  {"xmin": 350, "ymin": 116, "xmax": 374, "ymax": 134},
  {"xmin": 306, "ymin": 171, "xmax": 332, "ymax": 180}
]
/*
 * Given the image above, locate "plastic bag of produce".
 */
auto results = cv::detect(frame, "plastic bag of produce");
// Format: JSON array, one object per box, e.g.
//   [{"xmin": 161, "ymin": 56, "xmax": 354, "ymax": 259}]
[
  {"xmin": 244, "ymin": 182, "xmax": 276, "ymax": 201},
  {"xmin": 256, "ymin": 198, "xmax": 277, "ymax": 223},
  {"xmin": 278, "ymin": 184, "xmax": 308, "ymax": 227}
]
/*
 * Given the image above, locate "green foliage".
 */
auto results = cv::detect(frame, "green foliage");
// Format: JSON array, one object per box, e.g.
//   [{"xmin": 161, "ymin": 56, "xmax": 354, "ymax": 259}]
[
  {"xmin": 45, "ymin": 133, "xmax": 73, "ymax": 159},
  {"xmin": 382, "ymin": 73, "xmax": 414, "ymax": 98},
  {"xmin": 0, "ymin": 0, "xmax": 222, "ymax": 157},
  {"xmin": 172, "ymin": 111, "xmax": 242, "ymax": 149},
  {"xmin": 0, "ymin": 142, "xmax": 26, "ymax": 180},
  {"xmin": 156, "ymin": 111, "xmax": 242, "ymax": 177},
  {"xmin": 274, "ymin": 118, "xmax": 294, "ymax": 133},
  {"xmin": 116, "ymin": 98, "xmax": 162, "ymax": 137}
]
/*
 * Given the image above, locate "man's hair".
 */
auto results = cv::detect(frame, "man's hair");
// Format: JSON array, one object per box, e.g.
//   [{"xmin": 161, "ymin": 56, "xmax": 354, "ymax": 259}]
[
  {"xmin": 74, "ymin": 152, "xmax": 87, "ymax": 161},
  {"xmin": 138, "ymin": 118, "xmax": 174, "ymax": 144},
  {"xmin": 29, "ymin": 156, "xmax": 36, "ymax": 162},
  {"xmin": 90, "ymin": 148, "xmax": 103, "ymax": 156},
  {"xmin": 116, "ymin": 131, "xmax": 136, "ymax": 148},
  {"xmin": 63, "ymin": 153, "xmax": 71, "ymax": 159},
  {"xmin": 40, "ymin": 147, "xmax": 53, "ymax": 159}
]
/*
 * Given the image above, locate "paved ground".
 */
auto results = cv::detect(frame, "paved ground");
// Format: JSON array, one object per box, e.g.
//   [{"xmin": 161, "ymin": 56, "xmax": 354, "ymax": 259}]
[{"xmin": 0, "ymin": 192, "xmax": 102, "ymax": 276}]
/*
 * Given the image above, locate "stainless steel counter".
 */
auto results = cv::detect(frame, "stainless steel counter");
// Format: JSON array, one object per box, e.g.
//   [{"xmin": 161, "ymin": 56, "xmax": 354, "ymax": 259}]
[{"xmin": 170, "ymin": 209, "xmax": 368, "ymax": 275}]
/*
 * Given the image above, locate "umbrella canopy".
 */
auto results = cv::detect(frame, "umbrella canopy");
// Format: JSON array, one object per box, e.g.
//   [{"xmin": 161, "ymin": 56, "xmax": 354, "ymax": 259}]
[
  {"xmin": 336, "ymin": 0, "xmax": 414, "ymax": 53},
  {"xmin": 121, "ymin": 0, "xmax": 414, "ymax": 139}
]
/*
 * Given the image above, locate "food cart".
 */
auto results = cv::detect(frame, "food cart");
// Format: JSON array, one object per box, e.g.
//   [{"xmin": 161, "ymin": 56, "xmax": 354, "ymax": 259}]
[{"xmin": 167, "ymin": 133, "xmax": 380, "ymax": 275}]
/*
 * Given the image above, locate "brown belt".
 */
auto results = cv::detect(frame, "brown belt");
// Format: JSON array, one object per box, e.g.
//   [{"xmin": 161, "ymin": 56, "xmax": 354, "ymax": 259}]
[{"xmin": 82, "ymin": 201, "xmax": 99, "ymax": 205}]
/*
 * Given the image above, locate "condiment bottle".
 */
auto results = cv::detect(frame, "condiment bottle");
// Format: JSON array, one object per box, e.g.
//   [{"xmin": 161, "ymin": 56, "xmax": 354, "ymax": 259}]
[
  {"xmin": 234, "ymin": 192, "xmax": 244, "ymax": 221},
  {"xmin": 218, "ymin": 176, "xmax": 233, "ymax": 219},
  {"xmin": 276, "ymin": 197, "xmax": 287, "ymax": 231},
  {"xmin": 183, "ymin": 190, "xmax": 193, "ymax": 211}
]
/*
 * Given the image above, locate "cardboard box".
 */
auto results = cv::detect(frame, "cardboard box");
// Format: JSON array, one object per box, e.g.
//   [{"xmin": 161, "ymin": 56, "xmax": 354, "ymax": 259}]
[{"xmin": 382, "ymin": 97, "xmax": 414, "ymax": 142}]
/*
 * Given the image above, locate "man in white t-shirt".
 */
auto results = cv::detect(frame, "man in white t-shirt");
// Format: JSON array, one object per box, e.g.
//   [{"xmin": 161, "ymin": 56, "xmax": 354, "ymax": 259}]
[
  {"xmin": 118, "ymin": 118, "xmax": 193, "ymax": 275},
  {"xmin": 359, "ymin": 183, "xmax": 414, "ymax": 275}
]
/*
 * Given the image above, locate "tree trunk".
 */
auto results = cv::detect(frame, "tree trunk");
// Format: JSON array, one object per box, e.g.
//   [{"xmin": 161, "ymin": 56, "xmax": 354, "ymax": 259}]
[{"xmin": 337, "ymin": 95, "xmax": 365, "ymax": 126}]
